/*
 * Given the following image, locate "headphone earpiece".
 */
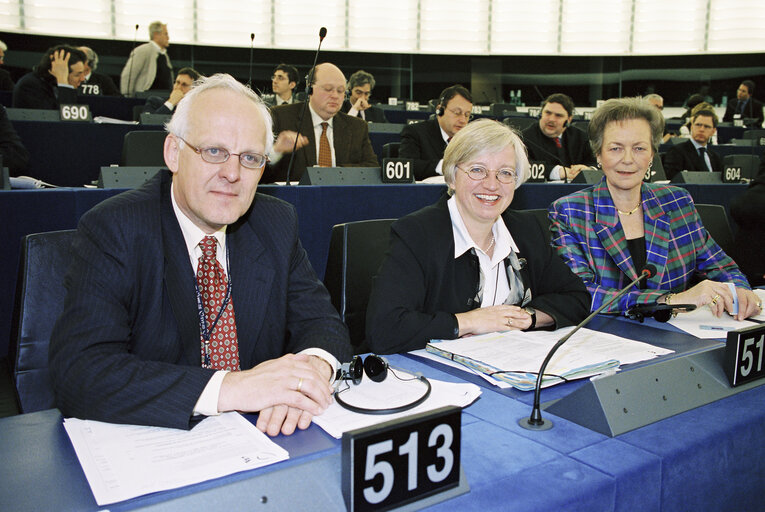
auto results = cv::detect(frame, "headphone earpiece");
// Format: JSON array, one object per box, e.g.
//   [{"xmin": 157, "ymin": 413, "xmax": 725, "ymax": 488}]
[
  {"xmin": 436, "ymin": 105, "xmax": 445, "ymax": 116},
  {"xmin": 337, "ymin": 355, "xmax": 388, "ymax": 385},
  {"xmin": 304, "ymin": 73, "xmax": 313, "ymax": 96},
  {"xmin": 363, "ymin": 355, "xmax": 388, "ymax": 383}
]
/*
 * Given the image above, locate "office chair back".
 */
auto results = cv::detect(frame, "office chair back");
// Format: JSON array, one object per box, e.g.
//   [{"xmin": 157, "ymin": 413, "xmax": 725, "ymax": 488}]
[
  {"xmin": 11, "ymin": 230, "xmax": 76, "ymax": 413},
  {"xmin": 324, "ymin": 219, "xmax": 395, "ymax": 352},
  {"xmin": 382, "ymin": 142, "xmax": 400, "ymax": 159},
  {"xmin": 121, "ymin": 130, "xmax": 168, "ymax": 166},
  {"xmin": 695, "ymin": 204, "xmax": 734, "ymax": 256}
]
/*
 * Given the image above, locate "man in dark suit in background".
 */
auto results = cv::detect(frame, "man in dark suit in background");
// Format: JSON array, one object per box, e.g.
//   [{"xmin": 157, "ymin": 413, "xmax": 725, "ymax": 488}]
[
  {"xmin": 398, "ymin": 84, "xmax": 472, "ymax": 180},
  {"xmin": 0, "ymin": 40, "xmax": 15, "ymax": 91},
  {"xmin": 723, "ymin": 80, "xmax": 764, "ymax": 128},
  {"xmin": 0, "ymin": 104, "xmax": 29, "ymax": 175},
  {"xmin": 49, "ymin": 74, "xmax": 351, "ymax": 435},
  {"xmin": 522, "ymin": 93, "xmax": 596, "ymax": 181},
  {"xmin": 663, "ymin": 108, "xmax": 723, "ymax": 180},
  {"xmin": 341, "ymin": 70, "xmax": 388, "ymax": 123},
  {"xmin": 264, "ymin": 62, "xmax": 378, "ymax": 183},
  {"xmin": 77, "ymin": 46, "xmax": 120, "ymax": 96},
  {"xmin": 264, "ymin": 63, "xmax": 300, "ymax": 107},
  {"xmin": 142, "ymin": 67, "xmax": 200, "ymax": 115},
  {"xmin": 12, "ymin": 45, "xmax": 87, "ymax": 109}
]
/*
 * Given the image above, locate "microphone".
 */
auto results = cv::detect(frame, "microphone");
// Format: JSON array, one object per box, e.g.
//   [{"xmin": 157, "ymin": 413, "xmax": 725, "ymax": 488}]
[
  {"xmin": 247, "ymin": 33, "xmax": 255, "ymax": 88},
  {"xmin": 126, "ymin": 23, "xmax": 139, "ymax": 97},
  {"xmin": 519, "ymin": 264, "xmax": 657, "ymax": 431},
  {"xmin": 285, "ymin": 27, "xmax": 327, "ymax": 186}
]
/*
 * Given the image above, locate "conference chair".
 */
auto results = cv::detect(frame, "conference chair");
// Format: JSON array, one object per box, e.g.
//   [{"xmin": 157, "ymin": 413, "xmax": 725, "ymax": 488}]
[
  {"xmin": 382, "ymin": 142, "xmax": 400, "ymax": 159},
  {"xmin": 11, "ymin": 229, "xmax": 76, "ymax": 413},
  {"xmin": 323, "ymin": 219, "xmax": 395, "ymax": 353},
  {"xmin": 490, "ymin": 103, "xmax": 517, "ymax": 117},
  {"xmin": 742, "ymin": 129, "xmax": 765, "ymax": 144},
  {"xmin": 695, "ymin": 204, "xmax": 734, "ymax": 256},
  {"xmin": 120, "ymin": 130, "xmax": 168, "ymax": 166}
]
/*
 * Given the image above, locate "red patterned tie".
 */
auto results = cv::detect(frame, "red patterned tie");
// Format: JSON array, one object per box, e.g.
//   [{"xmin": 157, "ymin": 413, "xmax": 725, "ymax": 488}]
[
  {"xmin": 318, "ymin": 122, "xmax": 333, "ymax": 167},
  {"xmin": 196, "ymin": 236, "xmax": 240, "ymax": 371},
  {"xmin": 554, "ymin": 137, "xmax": 562, "ymax": 148}
]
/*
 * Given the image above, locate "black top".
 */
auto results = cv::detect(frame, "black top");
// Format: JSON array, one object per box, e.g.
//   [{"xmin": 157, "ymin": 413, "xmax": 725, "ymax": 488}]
[
  {"xmin": 150, "ymin": 53, "xmax": 172, "ymax": 91},
  {"xmin": 626, "ymin": 236, "xmax": 647, "ymax": 289}
]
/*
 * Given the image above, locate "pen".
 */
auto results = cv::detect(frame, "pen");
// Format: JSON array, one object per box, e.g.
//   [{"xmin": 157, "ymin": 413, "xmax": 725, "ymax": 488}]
[{"xmin": 699, "ymin": 325, "xmax": 729, "ymax": 331}]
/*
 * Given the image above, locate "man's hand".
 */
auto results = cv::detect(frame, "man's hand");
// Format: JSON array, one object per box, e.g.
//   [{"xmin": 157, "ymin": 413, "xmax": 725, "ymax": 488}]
[
  {"xmin": 352, "ymin": 97, "xmax": 370, "ymax": 112},
  {"xmin": 273, "ymin": 130, "xmax": 308, "ymax": 154},
  {"xmin": 48, "ymin": 49, "xmax": 71, "ymax": 85},
  {"xmin": 167, "ymin": 86, "xmax": 185, "ymax": 106},
  {"xmin": 564, "ymin": 164, "xmax": 589, "ymax": 181},
  {"xmin": 217, "ymin": 353, "xmax": 333, "ymax": 436}
]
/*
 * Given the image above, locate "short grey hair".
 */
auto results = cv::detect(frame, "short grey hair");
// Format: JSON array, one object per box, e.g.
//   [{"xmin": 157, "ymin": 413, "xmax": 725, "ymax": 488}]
[
  {"xmin": 347, "ymin": 70, "xmax": 375, "ymax": 91},
  {"xmin": 165, "ymin": 73, "xmax": 274, "ymax": 155},
  {"xmin": 644, "ymin": 93, "xmax": 663, "ymax": 104},
  {"xmin": 588, "ymin": 97, "xmax": 664, "ymax": 157},
  {"xmin": 149, "ymin": 21, "xmax": 165, "ymax": 39},
  {"xmin": 443, "ymin": 118, "xmax": 530, "ymax": 191},
  {"xmin": 0, "ymin": 40, "xmax": 7, "ymax": 52},
  {"xmin": 78, "ymin": 46, "xmax": 98, "ymax": 71}
]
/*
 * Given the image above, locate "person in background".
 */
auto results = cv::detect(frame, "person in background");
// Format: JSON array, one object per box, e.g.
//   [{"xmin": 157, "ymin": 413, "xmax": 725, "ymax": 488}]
[
  {"xmin": 663, "ymin": 107, "xmax": 723, "ymax": 180},
  {"xmin": 120, "ymin": 21, "xmax": 173, "ymax": 96},
  {"xmin": 12, "ymin": 45, "xmax": 87, "ymax": 109},
  {"xmin": 366, "ymin": 119, "xmax": 590, "ymax": 354},
  {"xmin": 77, "ymin": 46, "xmax": 120, "ymax": 96},
  {"xmin": 267, "ymin": 63, "xmax": 299, "ymax": 106},
  {"xmin": 723, "ymin": 80, "xmax": 764, "ymax": 128},
  {"xmin": 0, "ymin": 104, "xmax": 29, "ymax": 175},
  {"xmin": 341, "ymin": 70, "xmax": 388, "ymax": 123},
  {"xmin": 0, "ymin": 40, "xmax": 14, "ymax": 91},
  {"xmin": 644, "ymin": 93, "xmax": 671, "ymax": 143},
  {"xmin": 142, "ymin": 67, "xmax": 200, "ymax": 115},
  {"xmin": 550, "ymin": 97, "xmax": 760, "ymax": 319}
]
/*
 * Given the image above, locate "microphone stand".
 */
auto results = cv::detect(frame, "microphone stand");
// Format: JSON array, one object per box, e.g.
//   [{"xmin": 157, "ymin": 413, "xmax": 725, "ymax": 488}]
[
  {"xmin": 247, "ymin": 33, "xmax": 255, "ymax": 88},
  {"xmin": 519, "ymin": 267, "xmax": 655, "ymax": 431},
  {"xmin": 285, "ymin": 27, "xmax": 326, "ymax": 186}
]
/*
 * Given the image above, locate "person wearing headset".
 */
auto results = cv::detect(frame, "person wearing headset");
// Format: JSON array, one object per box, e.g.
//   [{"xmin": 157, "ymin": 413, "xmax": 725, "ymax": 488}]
[
  {"xmin": 399, "ymin": 85, "xmax": 473, "ymax": 181},
  {"xmin": 263, "ymin": 62, "xmax": 378, "ymax": 183},
  {"xmin": 521, "ymin": 93, "xmax": 596, "ymax": 181}
]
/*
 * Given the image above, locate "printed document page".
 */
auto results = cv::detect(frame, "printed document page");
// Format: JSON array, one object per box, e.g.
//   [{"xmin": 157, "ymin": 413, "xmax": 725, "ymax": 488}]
[
  {"xmin": 668, "ymin": 306, "xmax": 757, "ymax": 338},
  {"xmin": 64, "ymin": 412, "xmax": 288, "ymax": 506}
]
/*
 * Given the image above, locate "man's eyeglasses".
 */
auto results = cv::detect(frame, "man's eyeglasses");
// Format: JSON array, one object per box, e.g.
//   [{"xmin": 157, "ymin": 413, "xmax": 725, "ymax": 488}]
[
  {"xmin": 271, "ymin": 74, "xmax": 288, "ymax": 81},
  {"xmin": 177, "ymin": 136, "xmax": 268, "ymax": 170},
  {"xmin": 317, "ymin": 84, "xmax": 347, "ymax": 96},
  {"xmin": 447, "ymin": 108, "xmax": 472, "ymax": 120},
  {"xmin": 458, "ymin": 164, "xmax": 517, "ymax": 184}
]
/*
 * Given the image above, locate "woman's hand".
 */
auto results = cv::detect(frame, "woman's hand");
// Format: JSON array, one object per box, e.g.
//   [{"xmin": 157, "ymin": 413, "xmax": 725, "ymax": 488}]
[
  {"xmin": 673, "ymin": 280, "xmax": 758, "ymax": 320},
  {"xmin": 735, "ymin": 288, "xmax": 762, "ymax": 320},
  {"xmin": 456, "ymin": 305, "xmax": 532, "ymax": 336}
]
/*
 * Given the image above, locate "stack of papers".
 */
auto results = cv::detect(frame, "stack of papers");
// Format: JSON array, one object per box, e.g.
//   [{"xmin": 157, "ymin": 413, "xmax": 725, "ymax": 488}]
[
  {"xmin": 314, "ymin": 374, "xmax": 480, "ymax": 438},
  {"xmin": 64, "ymin": 412, "xmax": 288, "ymax": 506},
  {"xmin": 426, "ymin": 327, "xmax": 673, "ymax": 391},
  {"xmin": 668, "ymin": 306, "xmax": 758, "ymax": 338}
]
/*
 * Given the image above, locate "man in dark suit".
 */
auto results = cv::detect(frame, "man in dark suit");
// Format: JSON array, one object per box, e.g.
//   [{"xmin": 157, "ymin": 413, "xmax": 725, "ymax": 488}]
[
  {"xmin": 264, "ymin": 63, "xmax": 300, "ymax": 107},
  {"xmin": 340, "ymin": 70, "xmax": 388, "ymax": 123},
  {"xmin": 663, "ymin": 108, "xmax": 723, "ymax": 180},
  {"xmin": 12, "ymin": 45, "xmax": 87, "ymax": 109},
  {"xmin": 723, "ymin": 80, "xmax": 764, "ymax": 128},
  {"xmin": 0, "ymin": 40, "xmax": 15, "ymax": 91},
  {"xmin": 77, "ymin": 46, "xmax": 120, "ymax": 96},
  {"xmin": 398, "ymin": 84, "xmax": 472, "ymax": 180},
  {"xmin": 0, "ymin": 105, "xmax": 29, "ymax": 175},
  {"xmin": 142, "ymin": 67, "xmax": 200, "ymax": 115},
  {"xmin": 521, "ymin": 93, "xmax": 596, "ymax": 181},
  {"xmin": 49, "ymin": 74, "xmax": 351, "ymax": 435},
  {"xmin": 264, "ymin": 62, "xmax": 378, "ymax": 183}
]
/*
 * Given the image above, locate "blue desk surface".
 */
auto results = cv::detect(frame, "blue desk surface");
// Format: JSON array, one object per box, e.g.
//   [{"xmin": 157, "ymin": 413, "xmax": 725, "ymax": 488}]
[
  {"xmin": 1, "ymin": 345, "xmax": 763, "ymax": 512},
  {"xmin": 0, "ymin": 182, "xmax": 747, "ymax": 363}
]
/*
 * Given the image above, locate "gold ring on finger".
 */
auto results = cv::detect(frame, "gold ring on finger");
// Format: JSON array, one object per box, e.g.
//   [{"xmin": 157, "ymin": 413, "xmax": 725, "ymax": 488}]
[{"xmin": 296, "ymin": 377, "xmax": 303, "ymax": 393}]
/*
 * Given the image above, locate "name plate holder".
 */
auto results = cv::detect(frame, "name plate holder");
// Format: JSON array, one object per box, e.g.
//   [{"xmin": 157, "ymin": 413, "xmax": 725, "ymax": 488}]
[
  {"xmin": 59, "ymin": 104, "xmax": 92, "ymax": 122},
  {"xmin": 527, "ymin": 161, "xmax": 547, "ymax": 182},
  {"xmin": 725, "ymin": 323, "xmax": 765, "ymax": 386},
  {"xmin": 381, "ymin": 158, "xmax": 415, "ymax": 184},
  {"xmin": 342, "ymin": 406, "xmax": 468, "ymax": 511}
]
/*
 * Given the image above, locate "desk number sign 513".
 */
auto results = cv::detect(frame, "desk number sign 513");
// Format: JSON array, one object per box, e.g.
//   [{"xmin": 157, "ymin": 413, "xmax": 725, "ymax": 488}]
[{"xmin": 725, "ymin": 323, "xmax": 765, "ymax": 386}]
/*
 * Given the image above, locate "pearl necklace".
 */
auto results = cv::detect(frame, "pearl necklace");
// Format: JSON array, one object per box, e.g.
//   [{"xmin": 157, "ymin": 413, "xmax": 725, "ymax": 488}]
[{"xmin": 484, "ymin": 235, "xmax": 495, "ymax": 253}]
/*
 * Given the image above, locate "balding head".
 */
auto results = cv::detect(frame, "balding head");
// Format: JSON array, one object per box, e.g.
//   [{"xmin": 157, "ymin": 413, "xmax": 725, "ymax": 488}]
[{"xmin": 308, "ymin": 63, "xmax": 346, "ymax": 120}]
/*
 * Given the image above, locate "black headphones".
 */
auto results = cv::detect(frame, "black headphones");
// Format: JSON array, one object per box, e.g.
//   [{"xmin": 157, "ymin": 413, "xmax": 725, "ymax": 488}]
[
  {"xmin": 305, "ymin": 72, "xmax": 313, "ymax": 96},
  {"xmin": 334, "ymin": 355, "xmax": 432, "ymax": 415},
  {"xmin": 436, "ymin": 97, "xmax": 446, "ymax": 116}
]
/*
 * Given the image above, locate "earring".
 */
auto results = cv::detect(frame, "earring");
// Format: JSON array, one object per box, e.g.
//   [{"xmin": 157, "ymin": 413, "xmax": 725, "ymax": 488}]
[{"xmin": 597, "ymin": 161, "xmax": 602, "ymax": 169}]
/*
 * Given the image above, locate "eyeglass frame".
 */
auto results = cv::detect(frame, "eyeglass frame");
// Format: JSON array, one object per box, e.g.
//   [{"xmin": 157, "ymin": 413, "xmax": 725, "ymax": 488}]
[
  {"xmin": 457, "ymin": 164, "xmax": 518, "ymax": 184},
  {"xmin": 175, "ymin": 135, "xmax": 269, "ymax": 170},
  {"xmin": 446, "ymin": 107, "xmax": 472, "ymax": 120}
]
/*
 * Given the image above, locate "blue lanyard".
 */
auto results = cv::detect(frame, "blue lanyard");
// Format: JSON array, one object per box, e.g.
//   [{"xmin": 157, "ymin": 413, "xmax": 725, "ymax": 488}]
[{"xmin": 193, "ymin": 242, "xmax": 232, "ymax": 369}]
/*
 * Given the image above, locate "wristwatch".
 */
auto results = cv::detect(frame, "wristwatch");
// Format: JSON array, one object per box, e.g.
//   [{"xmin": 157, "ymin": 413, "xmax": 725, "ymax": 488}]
[{"xmin": 523, "ymin": 306, "xmax": 536, "ymax": 331}]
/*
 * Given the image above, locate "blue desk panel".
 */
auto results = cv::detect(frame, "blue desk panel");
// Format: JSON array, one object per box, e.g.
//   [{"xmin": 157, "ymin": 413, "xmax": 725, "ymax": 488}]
[{"xmin": 2, "ymin": 351, "xmax": 762, "ymax": 511}]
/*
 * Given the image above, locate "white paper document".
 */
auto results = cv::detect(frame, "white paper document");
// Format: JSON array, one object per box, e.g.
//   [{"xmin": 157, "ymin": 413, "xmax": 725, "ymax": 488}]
[
  {"xmin": 426, "ymin": 327, "xmax": 674, "ymax": 390},
  {"xmin": 64, "ymin": 412, "xmax": 289, "ymax": 506},
  {"xmin": 314, "ymin": 373, "xmax": 481, "ymax": 438},
  {"xmin": 411, "ymin": 348, "xmax": 513, "ymax": 389},
  {"xmin": 668, "ymin": 306, "xmax": 758, "ymax": 339}
]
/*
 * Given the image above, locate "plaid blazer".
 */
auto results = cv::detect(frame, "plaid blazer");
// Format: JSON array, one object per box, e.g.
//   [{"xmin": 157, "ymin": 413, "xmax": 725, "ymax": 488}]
[{"xmin": 549, "ymin": 178, "xmax": 750, "ymax": 313}]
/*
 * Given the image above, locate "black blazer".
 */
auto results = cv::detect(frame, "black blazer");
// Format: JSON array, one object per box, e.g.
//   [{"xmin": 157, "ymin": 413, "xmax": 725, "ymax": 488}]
[
  {"xmin": 366, "ymin": 196, "xmax": 591, "ymax": 353},
  {"xmin": 0, "ymin": 68, "xmax": 14, "ymax": 92},
  {"xmin": 341, "ymin": 100, "xmax": 388, "ymax": 123},
  {"xmin": 78, "ymin": 72, "xmax": 120, "ymax": 97},
  {"xmin": 398, "ymin": 118, "xmax": 446, "ymax": 180},
  {"xmin": 723, "ymin": 97, "xmax": 764, "ymax": 127},
  {"xmin": 12, "ymin": 72, "xmax": 78, "ymax": 109},
  {"xmin": 264, "ymin": 101, "xmax": 379, "ymax": 183},
  {"xmin": 662, "ymin": 140, "xmax": 723, "ymax": 180},
  {"xmin": 49, "ymin": 170, "xmax": 351, "ymax": 429},
  {"xmin": 521, "ymin": 123, "xmax": 596, "ymax": 178},
  {"xmin": 0, "ymin": 105, "xmax": 29, "ymax": 175},
  {"xmin": 142, "ymin": 95, "xmax": 173, "ymax": 115}
]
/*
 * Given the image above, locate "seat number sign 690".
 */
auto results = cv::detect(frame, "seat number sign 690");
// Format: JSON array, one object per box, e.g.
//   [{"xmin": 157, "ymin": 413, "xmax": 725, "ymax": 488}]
[
  {"xmin": 725, "ymin": 324, "xmax": 765, "ymax": 386},
  {"xmin": 342, "ymin": 406, "xmax": 461, "ymax": 511},
  {"xmin": 59, "ymin": 104, "xmax": 92, "ymax": 122}
]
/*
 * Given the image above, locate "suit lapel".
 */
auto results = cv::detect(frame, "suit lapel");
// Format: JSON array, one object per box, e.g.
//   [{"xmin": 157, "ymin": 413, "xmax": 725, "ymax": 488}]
[
  {"xmin": 227, "ymin": 213, "xmax": 274, "ymax": 367},
  {"xmin": 333, "ymin": 113, "xmax": 349, "ymax": 164},
  {"xmin": 300, "ymin": 105, "xmax": 317, "ymax": 168},
  {"xmin": 641, "ymin": 186, "xmax": 670, "ymax": 287},
  {"xmin": 159, "ymin": 174, "xmax": 201, "ymax": 366}
]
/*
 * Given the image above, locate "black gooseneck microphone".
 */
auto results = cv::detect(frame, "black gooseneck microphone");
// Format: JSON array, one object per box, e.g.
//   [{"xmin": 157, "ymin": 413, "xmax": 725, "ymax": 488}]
[
  {"xmin": 126, "ymin": 24, "xmax": 139, "ymax": 97},
  {"xmin": 519, "ymin": 264, "xmax": 657, "ymax": 431},
  {"xmin": 247, "ymin": 33, "xmax": 255, "ymax": 88},
  {"xmin": 285, "ymin": 26, "xmax": 327, "ymax": 186}
]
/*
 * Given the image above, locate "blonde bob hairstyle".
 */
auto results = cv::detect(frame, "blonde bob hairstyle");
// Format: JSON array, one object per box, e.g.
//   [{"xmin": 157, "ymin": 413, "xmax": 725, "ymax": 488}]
[{"xmin": 442, "ymin": 118, "xmax": 530, "ymax": 193}]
